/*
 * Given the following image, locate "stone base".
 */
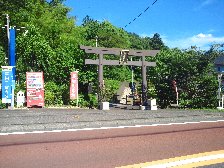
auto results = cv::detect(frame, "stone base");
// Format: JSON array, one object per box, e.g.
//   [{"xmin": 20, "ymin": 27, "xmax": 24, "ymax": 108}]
[
  {"xmin": 127, "ymin": 105, "xmax": 140, "ymax": 110},
  {"xmin": 140, "ymin": 105, "xmax": 146, "ymax": 110},
  {"xmin": 147, "ymin": 99, "xmax": 156, "ymax": 106},
  {"xmin": 150, "ymin": 106, "xmax": 158, "ymax": 110},
  {"xmin": 147, "ymin": 99, "xmax": 157, "ymax": 110},
  {"xmin": 139, "ymin": 105, "xmax": 158, "ymax": 110},
  {"xmin": 100, "ymin": 102, "xmax": 110, "ymax": 110}
]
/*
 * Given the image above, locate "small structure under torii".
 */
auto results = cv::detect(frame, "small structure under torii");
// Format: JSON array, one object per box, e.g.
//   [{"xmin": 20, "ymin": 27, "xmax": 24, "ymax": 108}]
[{"xmin": 80, "ymin": 45, "xmax": 160, "ymax": 108}]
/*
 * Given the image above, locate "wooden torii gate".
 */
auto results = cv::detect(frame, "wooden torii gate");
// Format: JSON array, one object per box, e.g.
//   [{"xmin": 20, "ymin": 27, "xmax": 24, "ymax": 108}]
[{"xmin": 80, "ymin": 45, "xmax": 160, "ymax": 106}]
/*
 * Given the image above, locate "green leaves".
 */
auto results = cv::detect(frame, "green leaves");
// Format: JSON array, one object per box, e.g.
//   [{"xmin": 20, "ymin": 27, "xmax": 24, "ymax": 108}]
[
  {"xmin": 16, "ymin": 24, "xmax": 54, "ymax": 81},
  {"xmin": 151, "ymin": 47, "xmax": 220, "ymax": 108},
  {"xmin": 45, "ymin": 81, "xmax": 64, "ymax": 106},
  {"xmin": 0, "ymin": 46, "xmax": 6, "ymax": 66},
  {"xmin": 150, "ymin": 33, "xmax": 166, "ymax": 50},
  {"xmin": 82, "ymin": 17, "xmax": 130, "ymax": 49}
]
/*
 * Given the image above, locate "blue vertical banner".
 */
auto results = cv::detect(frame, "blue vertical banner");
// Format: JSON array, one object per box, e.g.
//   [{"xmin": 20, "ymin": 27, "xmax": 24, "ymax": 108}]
[
  {"xmin": 9, "ymin": 28, "xmax": 16, "ymax": 80},
  {"xmin": 2, "ymin": 67, "xmax": 13, "ymax": 103}
]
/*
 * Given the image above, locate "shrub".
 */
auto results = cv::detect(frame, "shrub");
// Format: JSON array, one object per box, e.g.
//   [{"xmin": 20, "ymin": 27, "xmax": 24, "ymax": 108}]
[
  {"xmin": 0, "ymin": 99, "xmax": 6, "ymax": 109},
  {"xmin": 44, "ymin": 82, "xmax": 63, "ymax": 106}
]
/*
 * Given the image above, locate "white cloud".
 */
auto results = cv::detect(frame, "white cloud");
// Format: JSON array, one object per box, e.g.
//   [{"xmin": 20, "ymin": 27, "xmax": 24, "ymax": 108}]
[
  {"xmin": 138, "ymin": 32, "xmax": 224, "ymax": 50},
  {"xmin": 201, "ymin": 0, "xmax": 215, "ymax": 6},
  {"xmin": 191, "ymin": 33, "xmax": 224, "ymax": 44},
  {"xmin": 194, "ymin": 0, "xmax": 216, "ymax": 11},
  {"xmin": 195, "ymin": 33, "xmax": 212, "ymax": 38},
  {"xmin": 165, "ymin": 33, "xmax": 224, "ymax": 50},
  {"xmin": 208, "ymin": 29, "xmax": 216, "ymax": 33}
]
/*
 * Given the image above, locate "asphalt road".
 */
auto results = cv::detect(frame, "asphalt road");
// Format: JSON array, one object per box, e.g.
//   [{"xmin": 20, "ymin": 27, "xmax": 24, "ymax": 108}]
[
  {"xmin": 0, "ymin": 108, "xmax": 224, "ymax": 168},
  {"xmin": 0, "ymin": 122, "xmax": 224, "ymax": 168},
  {"xmin": 0, "ymin": 108, "xmax": 224, "ymax": 133}
]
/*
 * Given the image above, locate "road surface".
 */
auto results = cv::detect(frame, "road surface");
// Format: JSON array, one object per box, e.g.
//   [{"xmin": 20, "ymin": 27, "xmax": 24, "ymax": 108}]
[{"xmin": 0, "ymin": 118, "xmax": 224, "ymax": 168}]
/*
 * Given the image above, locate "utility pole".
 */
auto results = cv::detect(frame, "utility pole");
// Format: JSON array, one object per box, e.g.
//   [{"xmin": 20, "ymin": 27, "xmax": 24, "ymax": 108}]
[
  {"xmin": 1, "ymin": 14, "xmax": 25, "ymax": 109},
  {"xmin": 2, "ymin": 14, "xmax": 15, "ymax": 109},
  {"xmin": 6, "ymin": 14, "xmax": 14, "ymax": 110},
  {"xmin": 1, "ymin": 14, "xmax": 10, "ymax": 63},
  {"xmin": 6, "ymin": 14, "xmax": 10, "ymax": 51}
]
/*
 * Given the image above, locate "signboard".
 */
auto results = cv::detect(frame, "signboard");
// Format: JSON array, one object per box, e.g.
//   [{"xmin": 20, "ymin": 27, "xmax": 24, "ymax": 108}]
[
  {"xmin": 1, "ymin": 66, "xmax": 13, "ymax": 103},
  {"xmin": 26, "ymin": 72, "xmax": 44, "ymax": 107},
  {"xmin": 70, "ymin": 71, "xmax": 78, "ymax": 99}
]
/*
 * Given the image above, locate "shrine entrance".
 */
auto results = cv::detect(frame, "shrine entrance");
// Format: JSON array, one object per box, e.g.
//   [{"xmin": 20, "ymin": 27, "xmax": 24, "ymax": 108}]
[{"xmin": 80, "ymin": 45, "xmax": 160, "ymax": 109}]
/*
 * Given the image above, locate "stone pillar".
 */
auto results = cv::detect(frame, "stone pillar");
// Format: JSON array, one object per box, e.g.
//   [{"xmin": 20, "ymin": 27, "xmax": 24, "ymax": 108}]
[
  {"xmin": 98, "ymin": 53, "xmax": 104, "ymax": 103},
  {"xmin": 142, "ymin": 56, "xmax": 147, "ymax": 106}
]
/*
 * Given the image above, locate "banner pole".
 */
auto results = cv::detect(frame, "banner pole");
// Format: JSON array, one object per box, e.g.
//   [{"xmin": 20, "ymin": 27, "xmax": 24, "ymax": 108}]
[
  {"xmin": 77, "ymin": 94, "xmax": 78, "ymax": 107},
  {"xmin": 75, "ymin": 71, "xmax": 78, "ymax": 107}
]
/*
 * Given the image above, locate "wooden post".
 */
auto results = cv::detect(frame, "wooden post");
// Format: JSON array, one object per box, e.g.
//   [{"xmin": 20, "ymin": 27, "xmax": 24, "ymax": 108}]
[
  {"xmin": 142, "ymin": 55, "xmax": 147, "ymax": 106},
  {"xmin": 98, "ymin": 53, "xmax": 104, "ymax": 103}
]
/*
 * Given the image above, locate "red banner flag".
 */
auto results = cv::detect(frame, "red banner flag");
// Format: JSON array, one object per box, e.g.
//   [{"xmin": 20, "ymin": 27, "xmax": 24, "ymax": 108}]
[{"xmin": 70, "ymin": 71, "xmax": 78, "ymax": 99}]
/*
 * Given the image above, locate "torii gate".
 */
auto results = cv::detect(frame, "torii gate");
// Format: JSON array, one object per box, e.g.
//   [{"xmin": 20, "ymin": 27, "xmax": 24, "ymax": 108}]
[{"xmin": 80, "ymin": 45, "xmax": 160, "ymax": 106}]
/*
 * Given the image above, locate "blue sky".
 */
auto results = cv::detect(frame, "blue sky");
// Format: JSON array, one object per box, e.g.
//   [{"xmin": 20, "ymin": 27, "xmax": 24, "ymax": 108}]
[{"xmin": 64, "ymin": 0, "xmax": 224, "ymax": 50}]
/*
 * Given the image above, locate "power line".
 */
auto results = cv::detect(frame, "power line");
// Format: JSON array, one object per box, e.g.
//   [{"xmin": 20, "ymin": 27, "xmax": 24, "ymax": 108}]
[{"xmin": 124, "ymin": 0, "xmax": 158, "ymax": 28}]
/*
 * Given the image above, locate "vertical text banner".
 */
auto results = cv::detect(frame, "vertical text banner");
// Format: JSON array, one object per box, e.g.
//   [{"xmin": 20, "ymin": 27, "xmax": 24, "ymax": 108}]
[
  {"xmin": 70, "ymin": 71, "xmax": 78, "ymax": 99},
  {"xmin": 2, "ymin": 67, "xmax": 13, "ymax": 103},
  {"xmin": 9, "ymin": 28, "xmax": 16, "ymax": 80}
]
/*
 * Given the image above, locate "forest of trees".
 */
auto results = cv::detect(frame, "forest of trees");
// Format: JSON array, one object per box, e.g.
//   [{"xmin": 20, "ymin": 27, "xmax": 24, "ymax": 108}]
[{"xmin": 0, "ymin": 0, "xmax": 224, "ymax": 109}]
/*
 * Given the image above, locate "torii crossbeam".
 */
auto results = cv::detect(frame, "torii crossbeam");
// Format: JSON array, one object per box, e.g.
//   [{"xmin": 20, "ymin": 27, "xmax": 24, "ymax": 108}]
[{"xmin": 80, "ymin": 45, "xmax": 160, "ymax": 107}]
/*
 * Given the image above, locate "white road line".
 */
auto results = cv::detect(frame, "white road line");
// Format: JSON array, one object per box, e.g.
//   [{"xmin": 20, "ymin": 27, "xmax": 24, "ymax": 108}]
[
  {"xmin": 0, "ymin": 120, "xmax": 224, "ymax": 136},
  {"xmin": 200, "ymin": 120, "xmax": 224, "ymax": 123},
  {"xmin": 145, "ymin": 154, "xmax": 224, "ymax": 168},
  {"xmin": 184, "ymin": 122, "xmax": 201, "ymax": 124}
]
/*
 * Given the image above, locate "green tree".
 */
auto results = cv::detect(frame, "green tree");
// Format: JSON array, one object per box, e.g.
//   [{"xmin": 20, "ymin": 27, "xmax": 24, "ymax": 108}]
[
  {"xmin": 150, "ymin": 33, "xmax": 166, "ymax": 50},
  {"xmin": 16, "ymin": 24, "xmax": 55, "ymax": 82},
  {"xmin": 149, "ymin": 47, "xmax": 220, "ymax": 109}
]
